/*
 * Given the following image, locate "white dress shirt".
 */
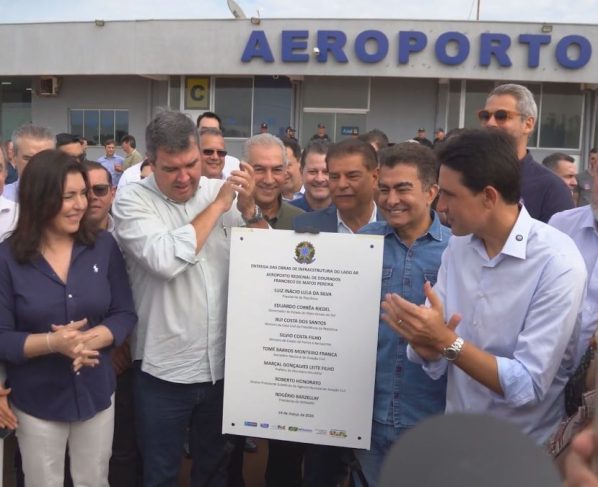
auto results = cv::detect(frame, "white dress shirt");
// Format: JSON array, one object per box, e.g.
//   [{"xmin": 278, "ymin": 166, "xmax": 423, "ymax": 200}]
[{"xmin": 337, "ymin": 203, "xmax": 377, "ymax": 234}]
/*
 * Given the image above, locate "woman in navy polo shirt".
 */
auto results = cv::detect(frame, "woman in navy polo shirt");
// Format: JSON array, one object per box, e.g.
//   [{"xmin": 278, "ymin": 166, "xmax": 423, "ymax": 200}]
[{"xmin": 0, "ymin": 150, "xmax": 137, "ymax": 487}]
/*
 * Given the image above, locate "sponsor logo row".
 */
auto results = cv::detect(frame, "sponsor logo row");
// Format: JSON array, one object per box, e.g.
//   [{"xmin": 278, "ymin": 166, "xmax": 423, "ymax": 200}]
[{"xmin": 243, "ymin": 420, "xmax": 347, "ymax": 438}]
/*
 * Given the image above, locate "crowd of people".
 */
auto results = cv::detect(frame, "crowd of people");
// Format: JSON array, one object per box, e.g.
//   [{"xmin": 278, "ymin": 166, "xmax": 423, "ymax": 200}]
[{"xmin": 0, "ymin": 82, "xmax": 597, "ymax": 487}]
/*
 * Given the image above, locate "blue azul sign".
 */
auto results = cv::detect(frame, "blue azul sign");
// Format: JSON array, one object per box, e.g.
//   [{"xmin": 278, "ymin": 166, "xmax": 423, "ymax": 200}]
[{"xmin": 241, "ymin": 30, "xmax": 592, "ymax": 69}]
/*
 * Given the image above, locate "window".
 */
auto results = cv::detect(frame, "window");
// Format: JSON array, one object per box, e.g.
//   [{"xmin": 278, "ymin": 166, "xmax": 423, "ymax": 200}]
[
  {"xmin": 463, "ymin": 80, "xmax": 495, "ymax": 129},
  {"xmin": 214, "ymin": 78, "xmax": 253, "ymax": 138},
  {"xmin": 69, "ymin": 109, "xmax": 129, "ymax": 145},
  {"xmin": 303, "ymin": 77, "xmax": 369, "ymax": 109},
  {"xmin": 539, "ymin": 83, "xmax": 583, "ymax": 149},
  {"xmin": 446, "ymin": 80, "xmax": 462, "ymax": 132},
  {"xmin": 0, "ymin": 77, "xmax": 32, "ymax": 142},
  {"xmin": 214, "ymin": 76, "xmax": 293, "ymax": 138},
  {"xmin": 253, "ymin": 76, "xmax": 292, "ymax": 138}
]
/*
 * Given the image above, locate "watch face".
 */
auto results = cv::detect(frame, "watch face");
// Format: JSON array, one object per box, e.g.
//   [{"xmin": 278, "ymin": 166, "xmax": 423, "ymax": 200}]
[{"xmin": 444, "ymin": 348, "xmax": 458, "ymax": 361}]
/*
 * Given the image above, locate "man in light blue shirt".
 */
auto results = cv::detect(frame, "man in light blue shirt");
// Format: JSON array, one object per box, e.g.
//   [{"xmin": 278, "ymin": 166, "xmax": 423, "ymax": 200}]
[
  {"xmin": 356, "ymin": 142, "xmax": 451, "ymax": 486},
  {"xmin": 97, "ymin": 138, "xmax": 124, "ymax": 187},
  {"xmin": 382, "ymin": 129, "xmax": 587, "ymax": 444},
  {"xmin": 549, "ymin": 169, "xmax": 598, "ymax": 367}
]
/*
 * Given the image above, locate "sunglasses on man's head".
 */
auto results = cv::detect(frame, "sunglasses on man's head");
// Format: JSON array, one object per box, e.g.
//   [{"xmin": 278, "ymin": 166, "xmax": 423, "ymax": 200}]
[
  {"xmin": 89, "ymin": 184, "xmax": 110, "ymax": 197},
  {"xmin": 477, "ymin": 109, "xmax": 522, "ymax": 124},
  {"xmin": 202, "ymin": 149, "xmax": 227, "ymax": 158}
]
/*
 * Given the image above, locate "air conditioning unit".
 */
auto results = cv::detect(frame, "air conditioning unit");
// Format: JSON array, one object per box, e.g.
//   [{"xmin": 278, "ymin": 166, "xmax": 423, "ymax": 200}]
[{"xmin": 38, "ymin": 76, "xmax": 61, "ymax": 96}]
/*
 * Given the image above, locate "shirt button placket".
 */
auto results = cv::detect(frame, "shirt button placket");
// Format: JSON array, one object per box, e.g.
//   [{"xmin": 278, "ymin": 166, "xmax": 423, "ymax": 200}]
[{"xmin": 66, "ymin": 290, "xmax": 74, "ymax": 321}]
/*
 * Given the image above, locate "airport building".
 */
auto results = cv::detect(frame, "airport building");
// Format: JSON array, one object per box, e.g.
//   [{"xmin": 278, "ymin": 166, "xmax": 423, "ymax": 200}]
[{"xmin": 0, "ymin": 18, "xmax": 596, "ymax": 166}]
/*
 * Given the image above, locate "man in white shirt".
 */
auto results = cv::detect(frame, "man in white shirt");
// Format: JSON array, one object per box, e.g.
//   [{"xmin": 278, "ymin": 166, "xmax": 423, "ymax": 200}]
[{"xmin": 113, "ymin": 110, "xmax": 266, "ymax": 486}]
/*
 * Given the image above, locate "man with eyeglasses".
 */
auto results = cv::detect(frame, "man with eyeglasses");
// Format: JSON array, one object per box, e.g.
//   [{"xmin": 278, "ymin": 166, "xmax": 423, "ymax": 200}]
[
  {"xmin": 199, "ymin": 127, "xmax": 228, "ymax": 179},
  {"xmin": 197, "ymin": 111, "xmax": 241, "ymax": 178},
  {"xmin": 82, "ymin": 161, "xmax": 116, "ymax": 232},
  {"xmin": 478, "ymin": 83, "xmax": 573, "ymax": 223},
  {"xmin": 56, "ymin": 133, "xmax": 86, "ymax": 162}
]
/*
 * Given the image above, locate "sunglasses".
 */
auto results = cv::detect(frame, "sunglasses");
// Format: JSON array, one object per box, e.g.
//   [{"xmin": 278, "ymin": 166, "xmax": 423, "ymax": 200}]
[
  {"xmin": 89, "ymin": 184, "xmax": 111, "ymax": 197},
  {"xmin": 477, "ymin": 109, "xmax": 522, "ymax": 124},
  {"xmin": 202, "ymin": 149, "xmax": 227, "ymax": 158}
]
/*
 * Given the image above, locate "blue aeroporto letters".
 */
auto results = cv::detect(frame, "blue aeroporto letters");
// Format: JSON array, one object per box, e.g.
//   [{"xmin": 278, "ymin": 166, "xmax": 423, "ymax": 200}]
[{"xmin": 241, "ymin": 29, "xmax": 592, "ymax": 70}]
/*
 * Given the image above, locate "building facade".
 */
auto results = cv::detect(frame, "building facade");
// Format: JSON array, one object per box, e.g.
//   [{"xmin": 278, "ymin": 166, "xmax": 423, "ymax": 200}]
[{"xmin": 0, "ymin": 18, "xmax": 596, "ymax": 166}]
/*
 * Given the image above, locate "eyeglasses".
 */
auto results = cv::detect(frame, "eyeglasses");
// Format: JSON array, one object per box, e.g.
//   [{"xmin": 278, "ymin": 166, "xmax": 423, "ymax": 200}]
[
  {"xmin": 202, "ymin": 149, "xmax": 227, "ymax": 158},
  {"xmin": 477, "ymin": 109, "xmax": 522, "ymax": 124},
  {"xmin": 89, "ymin": 184, "xmax": 111, "ymax": 197}
]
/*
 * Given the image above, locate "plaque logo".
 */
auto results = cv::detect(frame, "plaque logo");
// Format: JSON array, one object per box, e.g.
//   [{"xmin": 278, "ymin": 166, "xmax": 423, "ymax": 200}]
[{"xmin": 294, "ymin": 241, "xmax": 316, "ymax": 264}]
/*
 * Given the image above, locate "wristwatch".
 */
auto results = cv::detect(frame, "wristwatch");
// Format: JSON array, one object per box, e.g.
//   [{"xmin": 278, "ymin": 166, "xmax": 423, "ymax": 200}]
[
  {"xmin": 442, "ymin": 336, "xmax": 464, "ymax": 361},
  {"xmin": 242, "ymin": 205, "xmax": 264, "ymax": 225}
]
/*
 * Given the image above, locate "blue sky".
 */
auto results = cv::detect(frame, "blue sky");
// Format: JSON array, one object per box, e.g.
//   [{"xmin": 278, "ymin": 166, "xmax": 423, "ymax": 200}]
[{"xmin": 0, "ymin": 0, "xmax": 597, "ymax": 24}]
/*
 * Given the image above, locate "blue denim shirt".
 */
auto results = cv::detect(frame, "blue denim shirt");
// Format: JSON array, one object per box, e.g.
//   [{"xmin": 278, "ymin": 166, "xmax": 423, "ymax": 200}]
[{"xmin": 359, "ymin": 212, "xmax": 451, "ymax": 428}]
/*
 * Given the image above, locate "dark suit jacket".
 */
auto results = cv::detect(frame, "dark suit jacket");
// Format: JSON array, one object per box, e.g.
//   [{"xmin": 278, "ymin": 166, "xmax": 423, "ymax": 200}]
[{"xmin": 292, "ymin": 205, "xmax": 384, "ymax": 233}]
